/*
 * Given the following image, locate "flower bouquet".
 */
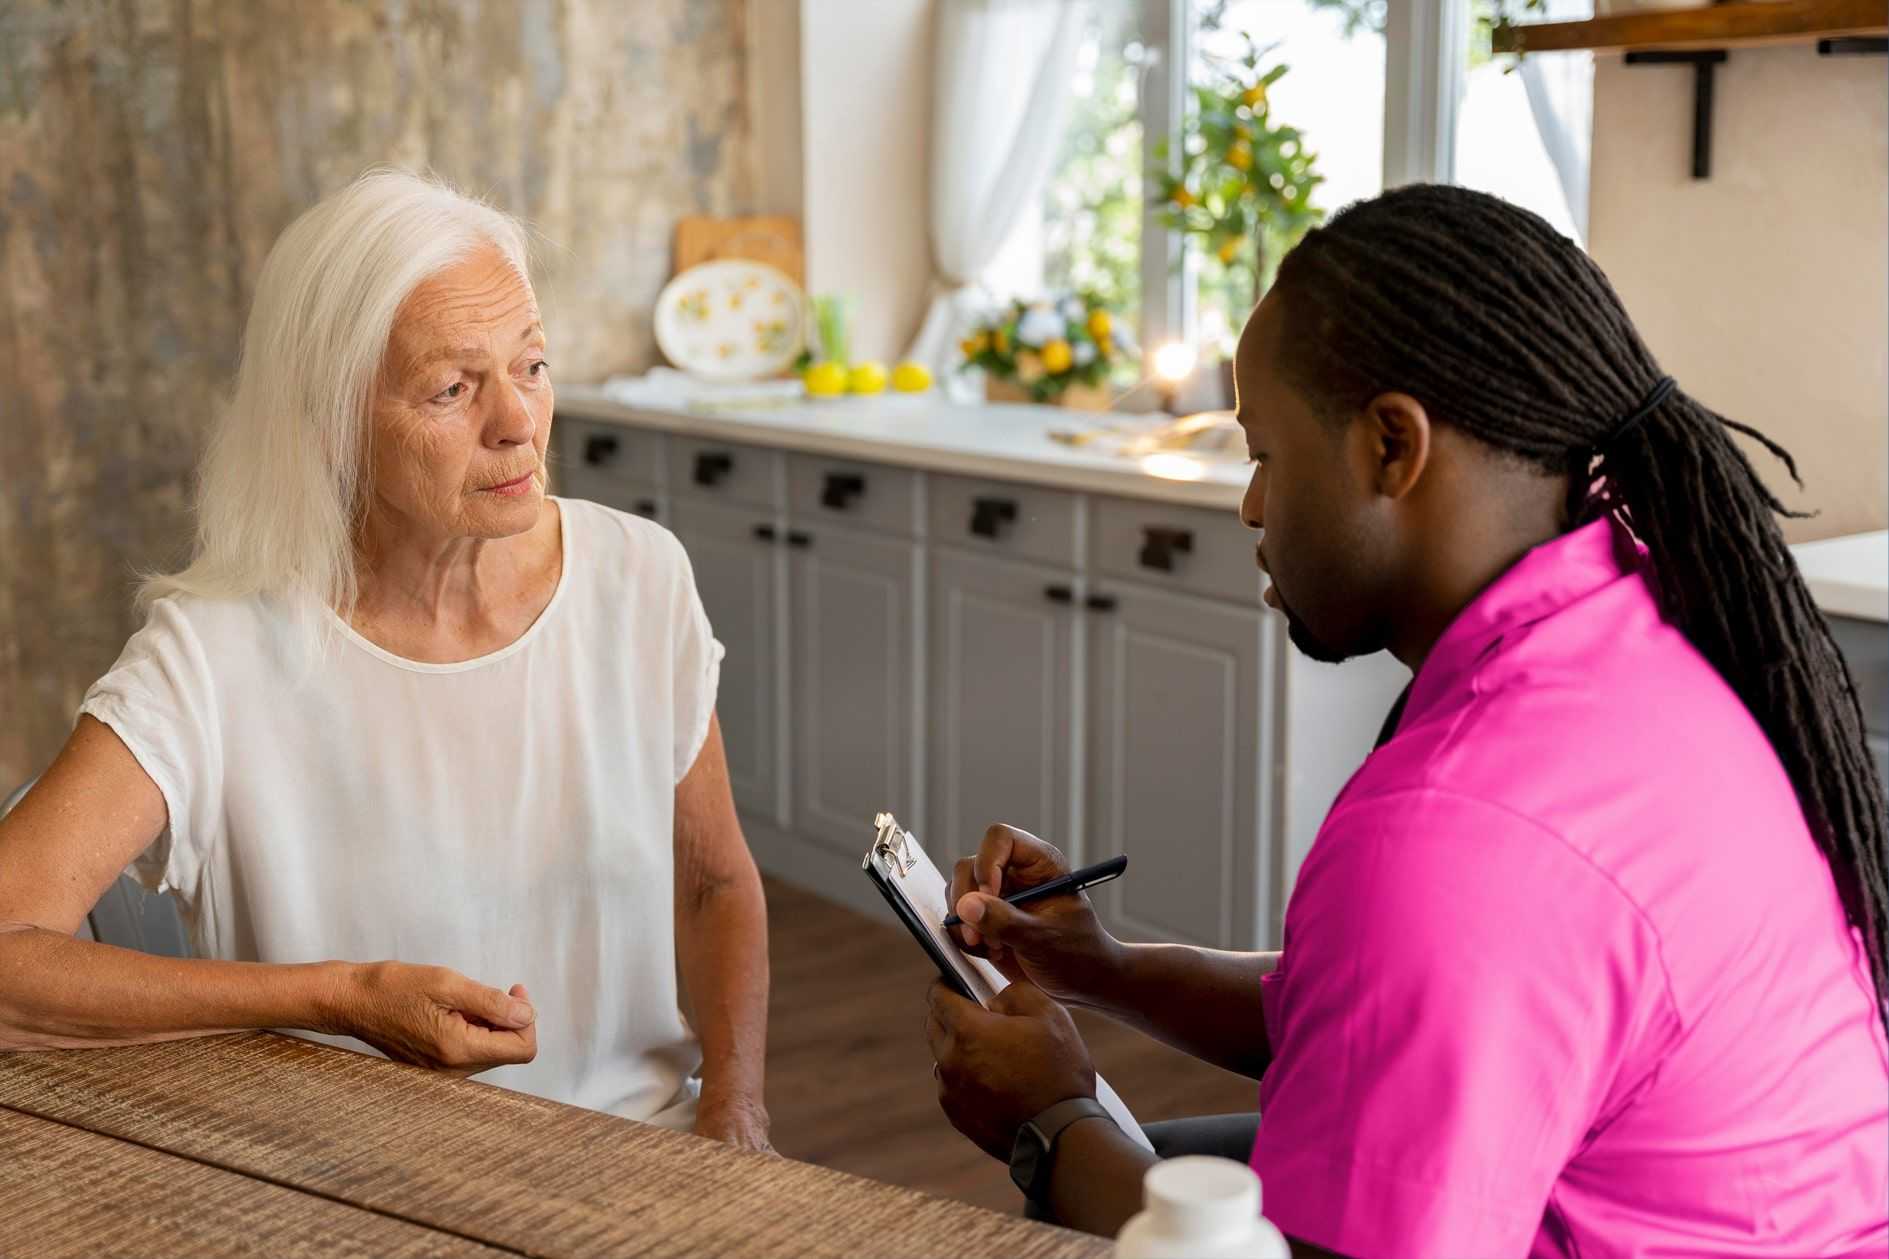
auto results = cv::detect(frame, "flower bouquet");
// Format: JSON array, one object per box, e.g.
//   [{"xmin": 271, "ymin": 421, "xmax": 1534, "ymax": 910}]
[{"xmin": 960, "ymin": 294, "xmax": 1133, "ymax": 410}]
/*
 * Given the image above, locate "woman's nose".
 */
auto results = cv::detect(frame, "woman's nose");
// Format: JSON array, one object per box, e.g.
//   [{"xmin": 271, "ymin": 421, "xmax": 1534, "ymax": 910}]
[{"xmin": 487, "ymin": 381, "xmax": 538, "ymax": 447}]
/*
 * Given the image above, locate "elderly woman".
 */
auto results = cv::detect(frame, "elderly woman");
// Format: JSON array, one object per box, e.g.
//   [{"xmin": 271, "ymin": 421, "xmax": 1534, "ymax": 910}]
[{"xmin": 0, "ymin": 171, "xmax": 771, "ymax": 1149}]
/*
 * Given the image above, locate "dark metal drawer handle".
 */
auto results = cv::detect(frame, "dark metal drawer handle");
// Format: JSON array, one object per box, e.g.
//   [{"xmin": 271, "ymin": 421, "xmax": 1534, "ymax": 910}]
[
  {"xmin": 1086, "ymin": 593, "xmax": 1118, "ymax": 613},
  {"xmin": 1045, "ymin": 584, "xmax": 1074, "ymax": 605},
  {"xmin": 1139, "ymin": 526, "xmax": 1195, "ymax": 572},
  {"xmin": 694, "ymin": 452, "xmax": 734, "ymax": 487},
  {"xmin": 969, "ymin": 497, "xmax": 1019, "ymax": 539},
  {"xmin": 753, "ymin": 523, "xmax": 778, "ymax": 542},
  {"xmin": 821, "ymin": 472, "xmax": 866, "ymax": 510},
  {"xmin": 634, "ymin": 498, "xmax": 659, "ymax": 519},
  {"xmin": 583, "ymin": 435, "xmax": 620, "ymax": 466},
  {"xmin": 787, "ymin": 531, "xmax": 812, "ymax": 549}
]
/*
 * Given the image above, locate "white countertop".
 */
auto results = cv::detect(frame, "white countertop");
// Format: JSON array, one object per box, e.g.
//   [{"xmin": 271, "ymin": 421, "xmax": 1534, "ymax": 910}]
[
  {"xmin": 1789, "ymin": 530, "xmax": 1888, "ymax": 623},
  {"xmin": 555, "ymin": 385, "xmax": 1253, "ymax": 511},
  {"xmin": 556, "ymin": 385, "xmax": 1885, "ymax": 623}
]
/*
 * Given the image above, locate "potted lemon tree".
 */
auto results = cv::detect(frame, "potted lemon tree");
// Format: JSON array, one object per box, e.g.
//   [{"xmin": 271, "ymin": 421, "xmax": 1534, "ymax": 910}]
[{"xmin": 1155, "ymin": 33, "xmax": 1325, "ymax": 343}]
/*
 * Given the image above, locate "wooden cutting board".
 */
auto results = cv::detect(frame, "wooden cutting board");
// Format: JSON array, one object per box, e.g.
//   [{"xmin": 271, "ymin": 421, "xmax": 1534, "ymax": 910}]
[{"xmin": 675, "ymin": 215, "xmax": 805, "ymax": 286}]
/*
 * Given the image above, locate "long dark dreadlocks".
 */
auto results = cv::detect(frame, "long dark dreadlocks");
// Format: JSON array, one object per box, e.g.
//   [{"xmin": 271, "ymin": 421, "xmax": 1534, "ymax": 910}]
[{"xmin": 1271, "ymin": 184, "xmax": 1889, "ymax": 1033}]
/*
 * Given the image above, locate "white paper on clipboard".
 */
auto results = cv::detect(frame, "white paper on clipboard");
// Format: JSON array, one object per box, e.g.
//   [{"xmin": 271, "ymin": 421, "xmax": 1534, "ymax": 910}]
[{"xmin": 867, "ymin": 813, "xmax": 1155, "ymax": 1152}]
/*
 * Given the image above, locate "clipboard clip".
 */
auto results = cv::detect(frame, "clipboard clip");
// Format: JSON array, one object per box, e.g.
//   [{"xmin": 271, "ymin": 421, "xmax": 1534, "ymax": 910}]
[{"xmin": 872, "ymin": 811, "xmax": 915, "ymax": 878}]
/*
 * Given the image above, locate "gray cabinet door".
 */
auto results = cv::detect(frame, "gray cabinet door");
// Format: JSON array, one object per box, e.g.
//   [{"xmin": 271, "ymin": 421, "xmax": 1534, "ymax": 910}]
[
  {"xmin": 928, "ymin": 548, "xmax": 1077, "ymax": 858},
  {"xmin": 670, "ymin": 499, "xmax": 786, "ymax": 825},
  {"xmin": 791, "ymin": 525, "xmax": 922, "ymax": 856},
  {"xmin": 1087, "ymin": 583, "xmax": 1271, "ymax": 950}
]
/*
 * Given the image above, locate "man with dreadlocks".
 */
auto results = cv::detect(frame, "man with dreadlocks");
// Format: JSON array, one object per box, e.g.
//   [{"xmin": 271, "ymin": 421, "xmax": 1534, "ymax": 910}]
[{"xmin": 923, "ymin": 185, "xmax": 1889, "ymax": 1257}]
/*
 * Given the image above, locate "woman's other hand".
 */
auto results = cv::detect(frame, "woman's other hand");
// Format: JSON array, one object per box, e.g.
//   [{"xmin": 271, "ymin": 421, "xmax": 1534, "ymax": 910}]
[
  {"xmin": 329, "ymin": 963, "xmax": 537, "ymax": 1076},
  {"xmin": 947, "ymin": 824, "xmax": 1128, "ymax": 1010},
  {"xmin": 694, "ymin": 1091, "xmax": 775, "ymax": 1154}
]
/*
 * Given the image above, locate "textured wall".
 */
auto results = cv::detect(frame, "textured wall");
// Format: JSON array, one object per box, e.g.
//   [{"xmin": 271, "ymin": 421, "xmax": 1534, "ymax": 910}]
[{"xmin": 0, "ymin": 0, "xmax": 755, "ymax": 787}]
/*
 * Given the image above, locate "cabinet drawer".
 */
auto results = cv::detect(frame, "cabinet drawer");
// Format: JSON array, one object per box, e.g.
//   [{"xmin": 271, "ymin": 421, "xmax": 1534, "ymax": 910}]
[
  {"xmin": 1091, "ymin": 496, "xmax": 1257, "ymax": 605},
  {"xmin": 668, "ymin": 437, "xmax": 784, "ymax": 509},
  {"xmin": 1828, "ymin": 616, "xmax": 1889, "ymax": 736},
  {"xmin": 787, "ymin": 453, "xmax": 920, "ymax": 537},
  {"xmin": 928, "ymin": 474, "xmax": 1079, "ymax": 569},
  {"xmin": 556, "ymin": 466, "xmax": 664, "ymax": 523},
  {"xmin": 556, "ymin": 417, "xmax": 666, "ymax": 487}
]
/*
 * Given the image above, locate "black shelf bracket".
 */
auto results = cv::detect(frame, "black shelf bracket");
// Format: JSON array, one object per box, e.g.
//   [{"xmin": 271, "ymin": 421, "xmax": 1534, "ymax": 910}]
[
  {"xmin": 1624, "ymin": 49, "xmax": 1728, "ymax": 180},
  {"xmin": 1818, "ymin": 36, "xmax": 1888, "ymax": 54}
]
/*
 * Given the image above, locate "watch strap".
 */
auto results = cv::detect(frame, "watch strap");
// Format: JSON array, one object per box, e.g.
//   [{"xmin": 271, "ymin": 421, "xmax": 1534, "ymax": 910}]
[
  {"xmin": 1010, "ymin": 1097, "xmax": 1112, "ymax": 1203},
  {"xmin": 1029, "ymin": 1096, "xmax": 1111, "ymax": 1147}
]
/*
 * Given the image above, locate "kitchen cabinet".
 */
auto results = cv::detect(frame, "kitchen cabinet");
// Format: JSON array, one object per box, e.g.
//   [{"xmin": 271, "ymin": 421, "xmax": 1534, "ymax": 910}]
[
  {"xmin": 668, "ymin": 497, "xmax": 788, "ymax": 826},
  {"xmin": 1085, "ymin": 581, "xmax": 1271, "ymax": 950},
  {"xmin": 552, "ymin": 406, "xmax": 1405, "ymax": 947},
  {"xmin": 789, "ymin": 523, "xmax": 923, "ymax": 857},
  {"xmin": 928, "ymin": 547, "xmax": 1079, "ymax": 857}
]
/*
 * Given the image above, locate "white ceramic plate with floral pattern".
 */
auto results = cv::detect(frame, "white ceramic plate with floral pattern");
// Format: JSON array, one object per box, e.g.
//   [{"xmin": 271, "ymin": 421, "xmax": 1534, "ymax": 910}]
[{"xmin": 653, "ymin": 260, "xmax": 807, "ymax": 381}]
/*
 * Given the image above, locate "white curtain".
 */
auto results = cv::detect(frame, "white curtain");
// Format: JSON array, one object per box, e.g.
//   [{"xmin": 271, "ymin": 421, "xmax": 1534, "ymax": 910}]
[
  {"xmin": 906, "ymin": 0, "xmax": 1089, "ymax": 401},
  {"xmin": 1517, "ymin": 0, "xmax": 1595, "ymax": 241}
]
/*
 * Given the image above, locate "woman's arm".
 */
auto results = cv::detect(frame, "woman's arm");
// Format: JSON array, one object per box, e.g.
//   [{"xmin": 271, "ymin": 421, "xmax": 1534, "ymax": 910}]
[
  {"xmin": 0, "ymin": 717, "xmax": 538, "ymax": 1073},
  {"xmin": 672, "ymin": 715, "xmax": 772, "ymax": 1150}
]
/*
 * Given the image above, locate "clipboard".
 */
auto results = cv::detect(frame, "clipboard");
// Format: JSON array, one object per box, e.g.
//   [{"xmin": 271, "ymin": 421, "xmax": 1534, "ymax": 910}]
[{"xmin": 863, "ymin": 812, "xmax": 1154, "ymax": 1151}]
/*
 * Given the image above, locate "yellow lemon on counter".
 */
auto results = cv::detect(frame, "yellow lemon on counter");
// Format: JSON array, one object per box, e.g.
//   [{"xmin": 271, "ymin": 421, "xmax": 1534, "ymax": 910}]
[
  {"xmin": 892, "ymin": 360, "xmax": 933, "ymax": 392},
  {"xmin": 1086, "ymin": 309, "xmax": 1111, "ymax": 341},
  {"xmin": 804, "ymin": 361, "xmax": 848, "ymax": 397},
  {"xmin": 1041, "ymin": 339, "xmax": 1073, "ymax": 374},
  {"xmin": 848, "ymin": 361, "xmax": 888, "ymax": 395}
]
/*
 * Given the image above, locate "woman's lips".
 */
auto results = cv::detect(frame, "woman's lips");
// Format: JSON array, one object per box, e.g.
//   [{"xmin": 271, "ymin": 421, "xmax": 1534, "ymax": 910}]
[{"xmin": 481, "ymin": 470, "xmax": 536, "ymax": 497}]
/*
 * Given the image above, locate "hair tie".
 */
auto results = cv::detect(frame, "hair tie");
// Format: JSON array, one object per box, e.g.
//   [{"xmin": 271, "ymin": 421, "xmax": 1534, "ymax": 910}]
[
  {"xmin": 1566, "ymin": 376, "xmax": 1678, "ymax": 524},
  {"xmin": 1603, "ymin": 376, "xmax": 1677, "ymax": 450}
]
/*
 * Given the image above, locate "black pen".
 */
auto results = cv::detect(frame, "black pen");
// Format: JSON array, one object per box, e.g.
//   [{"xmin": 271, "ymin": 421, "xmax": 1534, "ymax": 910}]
[{"xmin": 941, "ymin": 855, "xmax": 1128, "ymax": 928}]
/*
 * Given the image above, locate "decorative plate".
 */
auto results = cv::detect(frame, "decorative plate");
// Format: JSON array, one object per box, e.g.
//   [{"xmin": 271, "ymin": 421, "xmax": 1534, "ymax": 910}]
[{"xmin": 653, "ymin": 260, "xmax": 807, "ymax": 381}]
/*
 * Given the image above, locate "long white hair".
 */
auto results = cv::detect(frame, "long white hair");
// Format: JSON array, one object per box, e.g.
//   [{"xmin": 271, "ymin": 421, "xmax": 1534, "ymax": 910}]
[{"xmin": 143, "ymin": 169, "xmax": 534, "ymax": 625}]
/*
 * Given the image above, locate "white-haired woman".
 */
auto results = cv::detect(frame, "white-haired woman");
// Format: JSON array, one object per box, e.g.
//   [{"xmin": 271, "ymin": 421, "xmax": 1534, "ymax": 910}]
[{"xmin": 0, "ymin": 171, "xmax": 771, "ymax": 1149}]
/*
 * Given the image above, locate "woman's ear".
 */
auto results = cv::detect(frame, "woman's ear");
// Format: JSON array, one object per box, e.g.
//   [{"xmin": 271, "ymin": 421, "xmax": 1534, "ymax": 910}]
[{"xmin": 1361, "ymin": 391, "xmax": 1432, "ymax": 501}]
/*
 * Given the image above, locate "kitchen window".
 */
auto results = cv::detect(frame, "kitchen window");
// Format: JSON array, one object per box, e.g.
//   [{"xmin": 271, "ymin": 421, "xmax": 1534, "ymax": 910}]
[{"xmin": 984, "ymin": 0, "xmax": 1593, "ymax": 374}]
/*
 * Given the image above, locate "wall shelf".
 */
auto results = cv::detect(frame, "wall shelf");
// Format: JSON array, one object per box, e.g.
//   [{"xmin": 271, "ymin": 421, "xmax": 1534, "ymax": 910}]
[
  {"xmin": 1492, "ymin": 0, "xmax": 1888, "ymax": 54},
  {"xmin": 1494, "ymin": 0, "xmax": 1887, "ymax": 181}
]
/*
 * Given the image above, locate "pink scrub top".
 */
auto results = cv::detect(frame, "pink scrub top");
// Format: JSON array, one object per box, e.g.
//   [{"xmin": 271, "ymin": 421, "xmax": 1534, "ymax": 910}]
[{"xmin": 1251, "ymin": 518, "xmax": 1889, "ymax": 1258}]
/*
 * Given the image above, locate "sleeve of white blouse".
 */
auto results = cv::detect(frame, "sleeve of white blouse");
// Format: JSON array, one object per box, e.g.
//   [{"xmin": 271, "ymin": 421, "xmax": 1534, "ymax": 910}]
[
  {"xmin": 76, "ymin": 597, "xmax": 222, "ymax": 904},
  {"xmin": 669, "ymin": 534, "xmax": 726, "ymax": 785}
]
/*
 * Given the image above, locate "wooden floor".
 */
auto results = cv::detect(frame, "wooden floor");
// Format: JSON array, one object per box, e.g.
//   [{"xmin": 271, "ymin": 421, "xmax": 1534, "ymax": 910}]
[{"xmin": 759, "ymin": 875, "xmax": 1258, "ymax": 1214}]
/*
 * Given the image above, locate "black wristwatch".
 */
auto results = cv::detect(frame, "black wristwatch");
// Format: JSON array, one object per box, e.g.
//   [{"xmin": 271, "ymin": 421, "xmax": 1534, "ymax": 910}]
[{"xmin": 1008, "ymin": 1097, "xmax": 1113, "ymax": 1203}]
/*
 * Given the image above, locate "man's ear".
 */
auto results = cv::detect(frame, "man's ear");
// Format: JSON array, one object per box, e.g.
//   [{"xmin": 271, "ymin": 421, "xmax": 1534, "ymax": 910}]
[{"xmin": 1359, "ymin": 391, "xmax": 1432, "ymax": 501}]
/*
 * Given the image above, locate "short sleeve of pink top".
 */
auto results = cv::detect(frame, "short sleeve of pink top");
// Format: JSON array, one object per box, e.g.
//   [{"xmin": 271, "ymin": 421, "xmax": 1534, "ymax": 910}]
[{"xmin": 1250, "ymin": 519, "xmax": 1889, "ymax": 1259}]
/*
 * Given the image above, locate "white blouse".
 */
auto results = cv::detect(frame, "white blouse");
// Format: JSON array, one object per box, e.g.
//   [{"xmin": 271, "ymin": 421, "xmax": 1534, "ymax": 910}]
[{"xmin": 81, "ymin": 498, "xmax": 724, "ymax": 1126}]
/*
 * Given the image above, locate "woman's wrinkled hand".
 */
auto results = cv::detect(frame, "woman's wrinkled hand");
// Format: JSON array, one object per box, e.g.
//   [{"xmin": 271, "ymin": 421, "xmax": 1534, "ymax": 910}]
[
  {"xmin": 328, "ymin": 962, "xmax": 537, "ymax": 1076},
  {"xmin": 694, "ymin": 1091, "xmax": 776, "ymax": 1155}
]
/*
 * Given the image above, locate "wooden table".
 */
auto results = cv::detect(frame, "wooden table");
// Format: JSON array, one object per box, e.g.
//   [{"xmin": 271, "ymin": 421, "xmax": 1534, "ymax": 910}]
[{"xmin": 0, "ymin": 1033, "xmax": 1112, "ymax": 1258}]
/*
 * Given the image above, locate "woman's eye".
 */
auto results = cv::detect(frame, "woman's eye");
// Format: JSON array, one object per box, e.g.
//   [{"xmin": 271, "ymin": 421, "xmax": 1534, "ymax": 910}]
[
  {"xmin": 528, "ymin": 360, "xmax": 549, "ymax": 378},
  {"xmin": 431, "ymin": 381, "xmax": 467, "ymax": 404}
]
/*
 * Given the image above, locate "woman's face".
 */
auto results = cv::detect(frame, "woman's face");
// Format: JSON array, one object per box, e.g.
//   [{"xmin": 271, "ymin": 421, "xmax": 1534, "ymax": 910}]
[{"xmin": 368, "ymin": 244, "xmax": 553, "ymax": 543}]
